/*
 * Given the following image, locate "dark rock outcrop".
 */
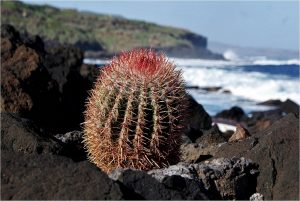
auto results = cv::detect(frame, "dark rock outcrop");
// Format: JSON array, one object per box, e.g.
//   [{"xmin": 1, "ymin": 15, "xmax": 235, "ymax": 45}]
[
  {"xmin": 182, "ymin": 32, "xmax": 207, "ymax": 48},
  {"xmin": 110, "ymin": 158, "xmax": 259, "ymax": 200},
  {"xmin": 185, "ymin": 95, "xmax": 212, "ymax": 142},
  {"xmin": 1, "ymin": 112, "xmax": 63, "ymax": 155},
  {"xmin": 182, "ymin": 97, "xmax": 225, "ymax": 163},
  {"xmin": 152, "ymin": 30, "xmax": 224, "ymax": 59},
  {"xmin": 281, "ymin": 99, "xmax": 299, "ymax": 116},
  {"xmin": 110, "ymin": 169, "xmax": 187, "ymax": 200},
  {"xmin": 215, "ymin": 106, "xmax": 247, "ymax": 122},
  {"xmin": 200, "ymin": 86, "xmax": 222, "ymax": 92},
  {"xmin": 55, "ymin": 130, "xmax": 83, "ymax": 144},
  {"xmin": 247, "ymin": 99, "xmax": 299, "ymax": 134},
  {"xmin": 54, "ymin": 130, "xmax": 86, "ymax": 162},
  {"xmin": 44, "ymin": 44, "xmax": 84, "ymax": 92},
  {"xmin": 247, "ymin": 109, "xmax": 283, "ymax": 134},
  {"xmin": 155, "ymin": 45, "xmax": 224, "ymax": 59},
  {"xmin": 1, "ymin": 112, "xmax": 86, "ymax": 161},
  {"xmin": 257, "ymin": 98, "xmax": 299, "ymax": 116},
  {"xmin": 257, "ymin": 99, "xmax": 283, "ymax": 106},
  {"xmin": 147, "ymin": 157, "xmax": 258, "ymax": 200},
  {"xmin": 1, "ymin": 24, "xmax": 100, "ymax": 133},
  {"xmin": 195, "ymin": 124, "xmax": 227, "ymax": 146},
  {"xmin": 1, "ymin": 112, "xmax": 138, "ymax": 200},
  {"xmin": 180, "ymin": 142, "xmax": 219, "ymax": 163},
  {"xmin": 214, "ymin": 113, "xmax": 299, "ymax": 200},
  {"xmin": 1, "ymin": 150, "xmax": 128, "ymax": 200},
  {"xmin": 1, "ymin": 24, "xmax": 60, "ymax": 120},
  {"xmin": 43, "ymin": 44, "xmax": 98, "ymax": 131},
  {"xmin": 75, "ymin": 40, "xmax": 104, "ymax": 51},
  {"xmin": 228, "ymin": 124, "xmax": 250, "ymax": 142}
]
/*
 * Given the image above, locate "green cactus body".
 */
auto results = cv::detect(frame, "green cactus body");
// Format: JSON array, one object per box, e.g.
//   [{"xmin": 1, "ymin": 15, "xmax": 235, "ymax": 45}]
[{"xmin": 83, "ymin": 49, "xmax": 188, "ymax": 173}]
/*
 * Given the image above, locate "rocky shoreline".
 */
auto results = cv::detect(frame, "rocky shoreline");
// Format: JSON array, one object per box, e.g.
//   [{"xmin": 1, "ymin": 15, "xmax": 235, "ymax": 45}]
[{"xmin": 1, "ymin": 25, "xmax": 299, "ymax": 200}]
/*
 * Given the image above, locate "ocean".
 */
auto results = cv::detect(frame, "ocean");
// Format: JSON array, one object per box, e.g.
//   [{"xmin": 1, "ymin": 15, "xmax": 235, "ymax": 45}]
[{"xmin": 84, "ymin": 56, "xmax": 300, "ymax": 116}]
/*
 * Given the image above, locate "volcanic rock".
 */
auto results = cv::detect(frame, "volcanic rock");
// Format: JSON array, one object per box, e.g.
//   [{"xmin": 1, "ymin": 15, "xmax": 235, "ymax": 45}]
[
  {"xmin": 1, "ymin": 150, "xmax": 129, "ymax": 200},
  {"xmin": 43, "ymin": 42, "xmax": 98, "ymax": 131},
  {"xmin": 1, "ymin": 112, "xmax": 137, "ymax": 199},
  {"xmin": 54, "ymin": 130, "xmax": 86, "ymax": 162},
  {"xmin": 44, "ymin": 44, "xmax": 83, "ymax": 92},
  {"xmin": 222, "ymin": 89, "xmax": 231, "ymax": 94},
  {"xmin": 180, "ymin": 124, "xmax": 227, "ymax": 162},
  {"xmin": 228, "ymin": 124, "xmax": 250, "ymax": 142},
  {"xmin": 55, "ymin": 130, "xmax": 83, "ymax": 144},
  {"xmin": 1, "ymin": 24, "xmax": 59, "ymax": 119},
  {"xmin": 110, "ymin": 169, "xmax": 186, "ymax": 200},
  {"xmin": 214, "ymin": 113, "xmax": 299, "ymax": 200},
  {"xmin": 281, "ymin": 99, "xmax": 299, "ymax": 116},
  {"xmin": 1, "ymin": 112, "xmax": 88, "ymax": 162},
  {"xmin": 257, "ymin": 99, "xmax": 283, "ymax": 106},
  {"xmin": 199, "ymin": 86, "xmax": 222, "ymax": 92},
  {"xmin": 1, "ymin": 112, "xmax": 62, "ymax": 155},
  {"xmin": 247, "ymin": 109, "xmax": 283, "ymax": 134},
  {"xmin": 180, "ymin": 142, "xmax": 219, "ymax": 163},
  {"xmin": 195, "ymin": 124, "xmax": 227, "ymax": 146},
  {"xmin": 1, "ymin": 24, "xmax": 101, "ymax": 133},
  {"xmin": 215, "ymin": 106, "xmax": 247, "ymax": 122},
  {"xmin": 250, "ymin": 193, "xmax": 264, "ymax": 201},
  {"xmin": 185, "ymin": 95, "xmax": 212, "ymax": 142},
  {"xmin": 110, "ymin": 157, "xmax": 258, "ymax": 199},
  {"xmin": 147, "ymin": 157, "xmax": 258, "ymax": 200},
  {"xmin": 257, "ymin": 98, "xmax": 299, "ymax": 116}
]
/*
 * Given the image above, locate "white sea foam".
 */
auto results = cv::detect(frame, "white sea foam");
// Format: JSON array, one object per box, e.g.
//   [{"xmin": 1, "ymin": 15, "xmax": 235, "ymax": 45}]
[
  {"xmin": 223, "ymin": 49, "xmax": 240, "ymax": 61},
  {"xmin": 169, "ymin": 57, "xmax": 238, "ymax": 67},
  {"xmin": 83, "ymin": 57, "xmax": 300, "ymax": 115},
  {"xmin": 187, "ymin": 88, "xmax": 277, "ymax": 115},
  {"xmin": 170, "ymin": 57, "xmax": 300, "ymax": 67},
  {"xmin": 170, "ymin": 57, "xmax": 300, "ymax": 109},
  {"xmin": 181, "ymin": 66, "xmax": 300, "ymax": 104},
  {"xmin": 252, "ymin": 58, "xmax": 300, "ymax": 65},
  {"xmin": 84, "ymin": 58, "xmax": 108, "ymax": 65},
  {"xmin": 84, "ymin": 56, "xmax": 300, "ymax": 67},
  {"xmin": 216, "ymin": 123, "xmax": 236, "ymax": 132}
]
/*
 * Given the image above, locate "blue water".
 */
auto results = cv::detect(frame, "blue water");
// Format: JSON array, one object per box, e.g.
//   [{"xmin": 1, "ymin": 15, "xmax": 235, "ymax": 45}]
[
  {"xmin": 180, "ymin": 62, "xmax": 300, "ymax": 115},
  {"xmin": 236, "ymin": 64, "xmax": 299, "ymax": 78},
  {"xmin": 84, "ymin": 57, "xmax": 300, "ymax": 116}
]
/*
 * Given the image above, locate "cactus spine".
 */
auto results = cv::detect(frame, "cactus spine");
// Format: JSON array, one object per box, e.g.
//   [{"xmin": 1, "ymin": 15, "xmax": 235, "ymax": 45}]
[{"xmin": 83, "ymin": 49, "xmax": 188, "ymax": 173}]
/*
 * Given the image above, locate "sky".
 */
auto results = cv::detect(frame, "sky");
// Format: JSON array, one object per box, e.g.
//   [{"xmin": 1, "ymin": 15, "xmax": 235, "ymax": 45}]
[{"xmin": 21, "ymin": 0, "xmax": 299, "ymax": 51}]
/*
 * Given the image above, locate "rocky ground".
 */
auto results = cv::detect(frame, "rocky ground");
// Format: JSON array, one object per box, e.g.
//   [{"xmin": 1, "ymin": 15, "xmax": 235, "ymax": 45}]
[{"xmin": 1, "ymin": 24, "xmax": 299, "ymax": 200}]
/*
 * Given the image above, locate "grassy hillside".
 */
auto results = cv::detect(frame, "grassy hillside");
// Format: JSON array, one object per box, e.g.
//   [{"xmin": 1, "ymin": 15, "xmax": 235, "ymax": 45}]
[{"xmin": 1, "ymin": 1, "xmax": 206, "ymax": 54}]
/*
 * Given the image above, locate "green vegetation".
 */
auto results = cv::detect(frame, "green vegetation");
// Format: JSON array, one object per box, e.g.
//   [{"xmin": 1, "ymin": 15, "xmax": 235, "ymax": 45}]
[{"xmin": 1, "ymin": 1, "xmax": 196, "ymax": 53}]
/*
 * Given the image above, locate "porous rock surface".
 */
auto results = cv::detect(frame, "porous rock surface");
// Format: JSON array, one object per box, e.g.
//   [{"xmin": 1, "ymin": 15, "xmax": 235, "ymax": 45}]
[
  {"xmin": 1, "ymin": 150, "xmax": 127, "ymax": 200},
  {"xmin": 228, "ymin": 124, "xmax": 250, "ymax": 142},
  {"xmin": 214, "ymin": 113, "xmax": 299, "ymax": 200},
  {"xmin": 185, "ymin": 95, "xmax": 212, "ymax": 142},
  {"xmin": 250, "ymin": 193, "xmax": 264, "ymax": 201},
  {"xmin": 1, "ymin": 112, "xmax": 63, "ymax": 155},
  {"xmin": 1, "ymin": 24, "xmax": 59, "ymax": 117},
  {"xmin": 55, "ymin": 130, "xmax": 83, "ymax": 144},
  {"xmin": 215, "ymin": 106, "xmax": 247, "ymax": 122},
  {"xmin": 195, "ymin": 124, "xmax": 227, "ymax": 146},
  {"xmin": 1, "ymin": 24, "xmax": 100, "ymax": 133},
  {"xmin": 111, "ymin": 157, "xmax": 259, "ymax": 200},
  {"xmin": 1, "ymin": 112, "xmax": 137, "ymax": 200},
  {"xmin": 180, "ymin": 142, "xmax": 220, "ymax": 163}
]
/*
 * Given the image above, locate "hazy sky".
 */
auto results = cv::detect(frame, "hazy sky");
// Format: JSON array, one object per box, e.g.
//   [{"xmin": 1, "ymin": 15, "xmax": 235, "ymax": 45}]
[{"xmin": 22, "ymin": 0, "xmax": 299, "ymax": 51}]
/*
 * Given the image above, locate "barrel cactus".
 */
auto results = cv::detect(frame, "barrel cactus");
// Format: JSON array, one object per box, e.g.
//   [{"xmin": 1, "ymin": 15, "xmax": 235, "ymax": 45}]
[{"xmin": 83, "ymin": 49, "xmax": 188, "ymax": 173}]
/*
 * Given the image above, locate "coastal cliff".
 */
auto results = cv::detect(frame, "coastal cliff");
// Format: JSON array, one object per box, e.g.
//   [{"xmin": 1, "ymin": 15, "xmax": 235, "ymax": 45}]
[{"xmin": 1, "ymin": 1, "xmax": 223, "ymax": 59}]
